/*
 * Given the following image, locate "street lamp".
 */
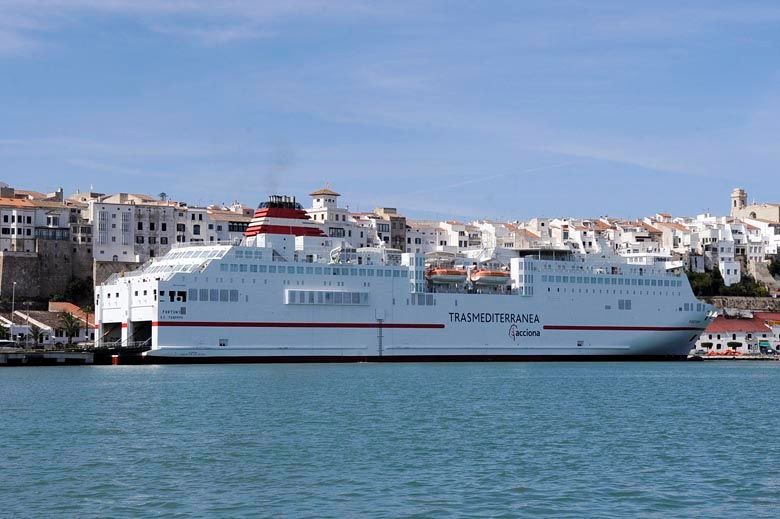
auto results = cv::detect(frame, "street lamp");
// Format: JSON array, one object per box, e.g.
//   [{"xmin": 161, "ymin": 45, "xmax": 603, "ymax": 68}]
[{"xmin": 11, "ymin": 281, "xmax": 16, "ymax": 343}]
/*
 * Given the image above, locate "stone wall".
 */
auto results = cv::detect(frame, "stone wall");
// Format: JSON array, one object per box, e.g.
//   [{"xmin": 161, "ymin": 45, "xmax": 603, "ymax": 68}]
[
  {"xmin": 703, "ymin": 296, "xmax": 780, "ymax": 312},
  {"xmin": 0, "ymin": 251, "xmax": 39, "ymax": 299},
  {"xmin": 0, "ymin": 240, "xmax": 96, "ymax": 300}
]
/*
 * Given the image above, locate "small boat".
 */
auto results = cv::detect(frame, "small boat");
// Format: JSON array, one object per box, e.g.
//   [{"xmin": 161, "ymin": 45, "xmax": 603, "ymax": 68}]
[
  {"xmin": 470, "ymin": 269, "xmax": 510, "ymax": 286},
  {"xmin": 426, "ymin": 268, "xmax": 467, "ymax": 285}
]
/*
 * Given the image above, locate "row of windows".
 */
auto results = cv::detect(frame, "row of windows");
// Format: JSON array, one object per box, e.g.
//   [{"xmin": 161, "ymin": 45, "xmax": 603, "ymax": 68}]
[
  {"xmin": 542, "ymin": 274, "xmax": 682, "ymax": 287},
  {"xmin": 188, "ymin": 288, "xmax": 240, "ymax": 303},
  {"xmin": 286, "ymin": 290, "xmax": 369, "ymax": 305},
  {"xmin": 0, "ymin": 227, "xmax": 32, "ymax": 235},
  {"xmin": 2, "ymin": 215, "xmax": 33, "ymax": 224},
  {"xmin": 218, "ymin": 263, "xmax": 408, "ymax": 278},
  {"xmin": 136, "ymin": 236, "xmax": 169, "ymax": 244},
  {"xmin": 137, "ymin": 222, "xmax": 168, "ymax": 232},
  {"xmin": 617, "ymin": 299, "xmax": 632, "ymax": 310},
  {"xmin": 706, "ymin": 333, "xmax": 769, "ymax": 340}
]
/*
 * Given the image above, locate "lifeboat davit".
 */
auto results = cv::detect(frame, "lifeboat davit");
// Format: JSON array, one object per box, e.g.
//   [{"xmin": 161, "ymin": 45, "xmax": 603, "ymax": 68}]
[
  {"xmin": 470, "ymin": 269, "xmax": 510, "ymax": 286},
  {"xmin": 426, "ymin": 268, "xmax": 467, "ymax": 285}
]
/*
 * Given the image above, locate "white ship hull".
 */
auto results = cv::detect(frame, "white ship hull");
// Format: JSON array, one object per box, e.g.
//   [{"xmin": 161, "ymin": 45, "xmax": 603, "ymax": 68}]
[{"xmin": 97, "ymin": 247, "xmax": 712, "ymax": 362}]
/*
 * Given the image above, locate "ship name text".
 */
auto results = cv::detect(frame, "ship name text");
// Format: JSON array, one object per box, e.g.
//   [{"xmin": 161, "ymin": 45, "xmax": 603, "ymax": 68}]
[{"xmin": 449, "ymin": 312, "xmax": 540, "ymax": 324}]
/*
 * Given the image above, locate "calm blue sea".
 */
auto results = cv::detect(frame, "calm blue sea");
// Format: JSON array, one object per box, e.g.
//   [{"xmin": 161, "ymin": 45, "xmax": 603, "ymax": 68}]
[{"xmin": 1, "ymin": 362, "xmax": 779, "ymax": 518}]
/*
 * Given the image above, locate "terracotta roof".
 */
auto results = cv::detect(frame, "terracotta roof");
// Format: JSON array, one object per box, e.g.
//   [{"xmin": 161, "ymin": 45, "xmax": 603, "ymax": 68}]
[
  {"xmin": 309, "ymin": 188, "xmax": 341, "ymax": 197},
  {"xmin": 704, "ymin": 316, "xmax": 771, "ymax": 334},
  {"xmin": 655, "ymin": 222, "xmax": 690, "ymax": 233},
  {"xmin": 207, "ymin": 210, "xmax": 253, "ymax": 222},
  {"xmin": 0, "ymin": 197, "xmax": 35, "ymax": 208},
  {"xmin": 640, "ymin": 222, "xmax": 661, "ymax": 234},
  {"xmin": 755, "ymin": 312, "xmax": 780, "ymax": 323},
  {"xmin": 15, "ymin": 189, "xmax": 47, "ymax": 199}
]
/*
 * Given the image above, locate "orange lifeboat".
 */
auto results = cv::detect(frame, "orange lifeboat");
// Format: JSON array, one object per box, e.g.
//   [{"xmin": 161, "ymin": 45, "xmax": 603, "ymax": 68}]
[
  {"xmin": 426, "ymin": 268, "xmax": 467, "ymax": 285},
  {"xmin": 470, "ymin": 269, "xmax": 510, "ymax": 286}
]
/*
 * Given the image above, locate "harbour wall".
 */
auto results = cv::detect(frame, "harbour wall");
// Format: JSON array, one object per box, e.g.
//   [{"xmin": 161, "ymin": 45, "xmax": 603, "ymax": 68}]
[{"xmin": 703, "ymin": 296, "xmax": 780, "ymax": 312}]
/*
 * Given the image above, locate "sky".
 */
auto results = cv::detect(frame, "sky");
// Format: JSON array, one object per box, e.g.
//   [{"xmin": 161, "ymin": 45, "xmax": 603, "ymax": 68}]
[{"xmin": 1, "ymin": 0, "xmax": 779, "ymax": 221}]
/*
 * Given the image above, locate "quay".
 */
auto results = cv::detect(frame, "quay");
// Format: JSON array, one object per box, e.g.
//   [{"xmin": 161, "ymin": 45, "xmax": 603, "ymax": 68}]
[{"xmin": 0, "ymin": 349, "xmax": 93, "ymax": 366}]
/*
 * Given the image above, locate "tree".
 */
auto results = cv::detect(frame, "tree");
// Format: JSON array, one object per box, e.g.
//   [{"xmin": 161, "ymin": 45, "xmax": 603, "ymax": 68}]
[
  {"xmin": 80, "ymin": 304, "xmax": 94, "ymax": 344},
  {"xmin": 30, "ymin": 324, "xmax": 42, "ymax": 348},
  {"xmin": 159, "ymin": 192, "xmax": 168, "ymax": 201},
  {"xmin": 0, "ymin": 324, "xmax": 8, "ymax": 340},
  {"xmin": 770, "ymin": 257, "xmax": 780, "ymax": 278},
  {"xmin": 59, "ymin": 312, "xmax": 82, "ymax": 346}
]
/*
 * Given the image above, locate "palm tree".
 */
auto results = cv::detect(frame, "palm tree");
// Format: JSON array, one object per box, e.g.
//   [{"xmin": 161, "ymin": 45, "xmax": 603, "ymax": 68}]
[
  {"xmin": 159, "ymin": 192, "xmax": 168, "ymax": 202},
  {"xmin": 59, "ymin": 312, "xmax": 82, "ymax": 347},
  {"xmin": 80, "ymin": 304, "xmax": 94, "ymax": 344},
  {"xmin": 30, "ymin": 324, "xmax": 42, "ymax": 348}
]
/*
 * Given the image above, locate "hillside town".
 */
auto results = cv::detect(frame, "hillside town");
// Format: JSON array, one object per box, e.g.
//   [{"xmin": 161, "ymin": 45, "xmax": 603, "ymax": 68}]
[{"xmin": 1, "ymin": 183, "xmax": 779, "ymax": 355}]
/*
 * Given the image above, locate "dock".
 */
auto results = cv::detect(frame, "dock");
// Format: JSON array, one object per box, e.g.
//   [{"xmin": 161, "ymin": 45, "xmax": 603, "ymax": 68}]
[{"xmin": 0, "ymin": 349, "xmax": 94, "ymax": 366}]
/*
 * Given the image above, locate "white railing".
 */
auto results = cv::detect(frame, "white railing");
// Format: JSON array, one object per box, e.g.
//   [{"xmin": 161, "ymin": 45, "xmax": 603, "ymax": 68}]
[{"xmin": 171, "ymin": 240, "xmax": 239, "ymax": 249}]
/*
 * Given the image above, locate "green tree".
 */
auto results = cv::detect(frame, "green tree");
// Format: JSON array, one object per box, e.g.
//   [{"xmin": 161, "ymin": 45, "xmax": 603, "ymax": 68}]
[
  {"xmin": 59, "ymin": 312, "xmax": 82, "ymax": 346},
  {"xmin": 80, "ymin": 304, "xmax": 94, "ymax": 344},
  {"xmin": 30, "ymin": 324, "xmax": 42, "ymax": 347},
  {"xmin": 769, "ymin": 257, "xmax": 780, "ymax": 278}
]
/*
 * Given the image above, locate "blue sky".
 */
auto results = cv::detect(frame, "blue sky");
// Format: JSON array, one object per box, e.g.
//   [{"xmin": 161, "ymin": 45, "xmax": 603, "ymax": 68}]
[{"xmin": 1, "ymin": 0, "xmax": 779, "ymax": 220}]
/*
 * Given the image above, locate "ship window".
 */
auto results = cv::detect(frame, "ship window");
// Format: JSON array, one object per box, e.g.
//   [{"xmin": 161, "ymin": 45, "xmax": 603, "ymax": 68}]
[
  {"xmin": 235, "ymin": 250, "xmax": 243, "ymax": 258},
  {"xmin": 324, "ymin": 267, "xmax": 332, "ymax": 275},
  {"xmin": 401, "ymin": 271, "xmax": 408, "ymax": 278},
  {"xmin": 359, "ymin": 269, "xmax": 366, "ymax": 276},
  {"xmin": 309, "ymin": 292, "xmax": 315, "ymax": 304},
  {"xmin": 269, "ymin": 265, "xmax": 277, "ymax": 273},
  {"xmin": 618, "ymin": 299, "xmax": 625, "ymax": 310},
  {"xmin": 200, "ymin": 289, "xmax": 209, "ymax": 301},
  {"xmin": 352, "ymin": 293, "xmax": 361, "ymax": 304},
  {"xmin": 315, "ymin": 267, "xmax": 322, "ymax": 275},
  {"xmin": 334, "ymin": 292, "xmax": 343, "ymax": 304},
  {"xmin": 250, "ymin": 265, "xmax": 257, "ymax": 272},
  {"xmin": 625, "ymin": 300, "xmax": 631, "ymax": 310},
  {"xmin": 426, "ymin": 294, "xmax": 434, "ymax": 306},
  {"xmin": 220, "ymin": 264, "xmax": 228, "ymax": 272},
  {"xmin": 210, "ymin": 289, "xmax": 219, "ymax": 301},
  {"xmin": 259, "ymin": 265, "xmax": 267, "ymax": 272},
  {"xmin": 377, "ymin": 270, "xmax": 384, "ymax": 277},
  {"xmin": 189, "ymin": 289, "xmax": 198, "ymax": 301},
  {"xmin": 288, "ymin": 267, "xmax": 295, "ymax": 274},
  {"xmin": 229, "ymin": 290, "xmax": 239, "ymax": 302},
  {"xmin": 351, "ymin": 268, "xmax": 358, "ymax": 276},
  {"xmin": 306, "ymin": 267, "xmax": 313, "ymax": 274},
  {"xmin": 393, "ymin": 270, "xmax": 400, "ymax": 278},
  {"xmin": 239, "ymin": 264, "xmax": 247, "ymax": 272},
  {"xmin": 219, "ymin": 290, "xmax": 229, "ymax": 302},
  {"xmin": 318, "ymin": 292, "xmax": 324, "ymax": 303}
]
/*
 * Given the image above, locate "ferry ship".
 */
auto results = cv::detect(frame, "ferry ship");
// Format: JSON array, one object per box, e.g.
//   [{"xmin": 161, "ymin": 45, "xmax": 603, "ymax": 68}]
[{"xmin": 95, "ymin": 195, "xmax": 715, "ymax": 361}]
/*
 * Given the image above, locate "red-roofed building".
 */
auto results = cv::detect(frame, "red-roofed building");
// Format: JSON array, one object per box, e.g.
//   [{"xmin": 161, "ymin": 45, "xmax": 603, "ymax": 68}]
[{"xmin": 694, "ymin": 315, "xmax": 775, "ymax": 354}]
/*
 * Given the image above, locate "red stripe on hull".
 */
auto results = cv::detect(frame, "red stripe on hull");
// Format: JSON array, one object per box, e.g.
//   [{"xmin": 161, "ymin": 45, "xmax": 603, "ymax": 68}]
[
  {"xmin": 543, "ymin": 325, "xmax": 705, "ymax": 332},
  {"xmin": 152, "ymin": 321, "xmax": 445, "ymax": 329}
]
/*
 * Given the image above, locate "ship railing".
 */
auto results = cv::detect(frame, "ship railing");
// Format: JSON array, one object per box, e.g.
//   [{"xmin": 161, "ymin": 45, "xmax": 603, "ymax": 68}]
[
  {"xmin": 171, "ymin": 239, "xmax": 240, "ymax": 249},
  {"xmin": 102, "ymin": 259, "xmax": 155, "ymax": 285}
]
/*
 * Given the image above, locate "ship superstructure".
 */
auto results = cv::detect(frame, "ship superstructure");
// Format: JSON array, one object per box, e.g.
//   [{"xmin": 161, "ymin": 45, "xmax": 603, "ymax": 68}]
[{"xmin": 95, "ymin": 195, "xmax": 715, "ymax": 361}]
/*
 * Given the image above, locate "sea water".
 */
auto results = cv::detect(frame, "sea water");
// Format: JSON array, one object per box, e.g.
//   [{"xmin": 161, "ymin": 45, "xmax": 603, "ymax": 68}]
[{"xmin": 1, "ymin": 362, "xmax": 779, "ymax": 518}]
